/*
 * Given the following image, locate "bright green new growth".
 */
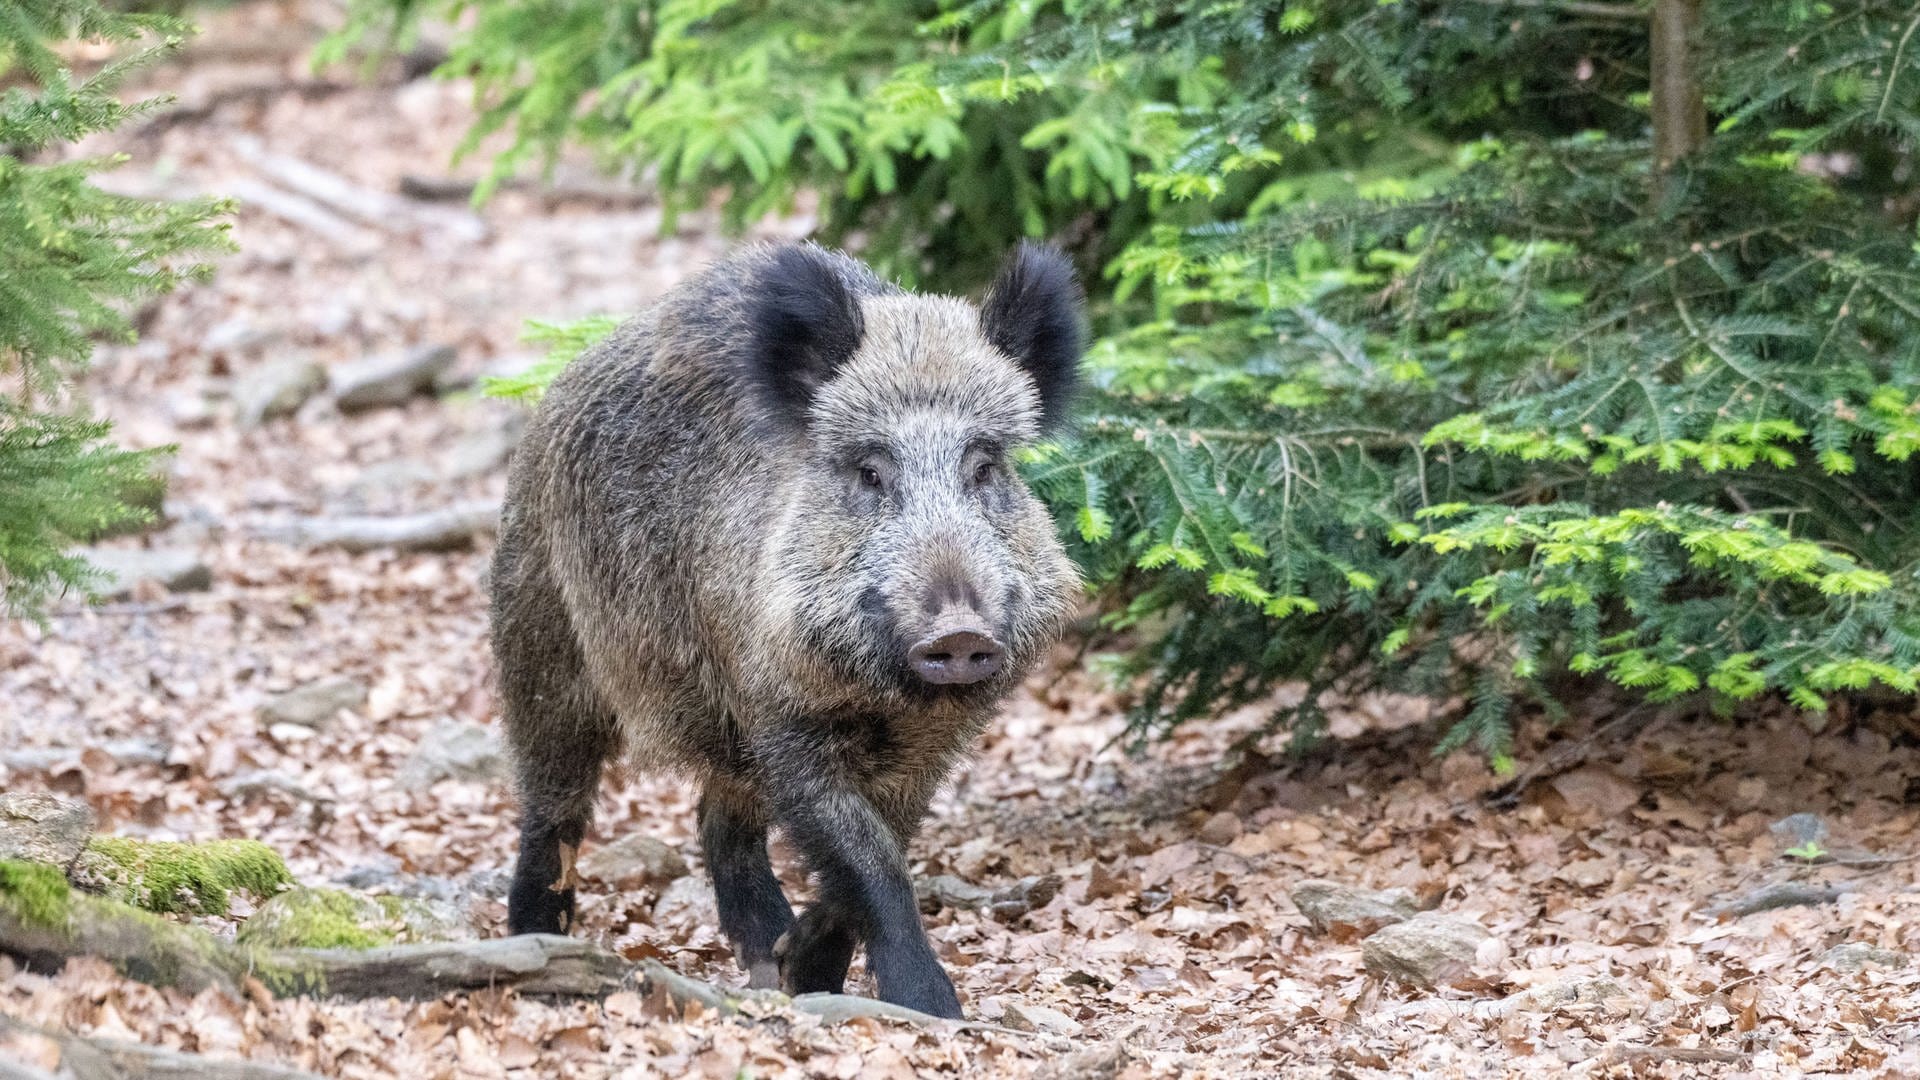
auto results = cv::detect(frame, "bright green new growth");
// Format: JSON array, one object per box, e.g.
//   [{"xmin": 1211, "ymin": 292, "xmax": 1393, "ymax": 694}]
[
  {"xmin": 0, "ymin": 0, "xmax": 231, "ymax": 618},
  {"xmin": 339, "ymin": 1, "xmax": 1920, "ymax": 755},
  {"xmin": 74, "ymin": 837, "xmax": 292, "ymax": 916},
  {"xmin": 0, "ymin": 859, "xmax": 73, "ymax": 929},
  {"xmin": 236, "ymin": 885, "xmax": 465, "ymax": 950}
]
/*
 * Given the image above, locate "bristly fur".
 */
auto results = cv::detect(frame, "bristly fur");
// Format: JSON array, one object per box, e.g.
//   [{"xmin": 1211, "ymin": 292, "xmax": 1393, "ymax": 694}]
[
  {"xmin": 743, "ymin": 244, "xmax": 869, "ymax": 432},
  {"xmin": 491, "ymin": 241, "xmax": 1085, "ymax": 1019},
  {"xmin": 978, "ymin": 242, "xmax": 1086, "ymax": 432}
]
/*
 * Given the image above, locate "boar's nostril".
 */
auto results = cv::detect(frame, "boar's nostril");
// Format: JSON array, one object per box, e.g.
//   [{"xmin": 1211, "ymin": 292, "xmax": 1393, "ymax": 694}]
[{"xmin": 908, "ymin": 630, "xmax": 1005, "ymax": 685}]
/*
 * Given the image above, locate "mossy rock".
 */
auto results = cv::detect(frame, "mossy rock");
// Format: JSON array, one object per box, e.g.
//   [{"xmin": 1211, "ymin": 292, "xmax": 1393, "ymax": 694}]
[
  {"xmin": 0, "ymin": 859, "xmax": 74, "ymax": 928},
  {"xmin": 238, "ymin": 886, "xmax": 474, "ymax": 950},
  {"xmin": 70, "ymin": 836, "xmax": 292, "ymax": 916}
]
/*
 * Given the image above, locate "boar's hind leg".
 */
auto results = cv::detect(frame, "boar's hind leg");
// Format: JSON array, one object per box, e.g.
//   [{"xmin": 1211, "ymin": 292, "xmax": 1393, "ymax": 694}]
[
  {"xmin": 775, "ymin": 900, "xmax": 858, "ymax": 995},
  {"xmin": 698, "ymin": 778, "xmax": 794, "ymax": 989},
  {"xmin": 758, "ymin": 740, "xmax": 962, "ymax": 1018},
  {"xmin": 500, "ymin": 619, "xmax": 616, "ymax": 936}
]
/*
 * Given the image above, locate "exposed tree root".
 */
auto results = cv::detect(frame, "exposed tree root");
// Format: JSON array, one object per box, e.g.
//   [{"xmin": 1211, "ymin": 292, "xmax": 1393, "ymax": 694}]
[{"xmin": 0, "ymin": 1014, "xmax": 322, "ymax": 1080}]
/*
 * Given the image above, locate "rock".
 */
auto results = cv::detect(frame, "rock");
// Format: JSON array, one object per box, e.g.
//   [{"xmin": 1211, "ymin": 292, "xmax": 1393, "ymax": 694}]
[
  {"xmin": 651, "ymin": 875, "xmax": 719, "ymax": 928},
  {"xmin": 258, "ymin": 676, "xmax": 368, "ymax": 729},
  {"xmin": 1769, "ymin": 812, "xmax": 1830, "ymax": 848},
  {"xmin": 233, "ymin": 358, "xmax": 325, "ymax": 426},
  {"xmin": 1361, "ymin": 911, "xmax": 1494, "ymax": 988},
  {"xmin": 280, "ymin": 501, "xmax": 499, "ymax": 553},
  {"xmin": 0, "ymin": 793, "xmax": 95, "ymax": 869},
  {"xmin": 1292, "ymin": 879, "xmax": 1419, "ymax": 940},
  {"xmin": 331, "ymin": 344, "xmax": 457, "ymax": 412},
  {"xmin": 1704, "ymin": 881, "xmax": 1846, "ymax": 919},
  {"xmin": 78, "ymin": 547, "xmax": 212, "ymax": 599},
  {"xmin": 398, "ymin": 720, "xmax": 505, "ymax": 786},
  {"xmin": 1819, "ymin": 943, "xmax": 1908, "ymax": 973},
  {"xmin": 204, "ymin": 318, "xmax": 278, "ymax": 356},
  {"xmin": 1197, "ymin": 810, "xmax": 1242, "ymax": 845},
  {"xmin": 344, "ymin": 459, "xmax": 439, "ymax": 501},
  {"xmin": 1494, "ymin": 974, "xmax": 1630, "ymax": 1014},
  {"xmin": 221, "ymin": 769, "xmax": 331, "ymax": 805},
  {"xmin": 579, "ymin": 834, "xmax": 689, "ymax": 887},
  {"xmin": 237, "ymin": 886, "xmax": 473, "ymax": 949},
  {"xmin": 1001, "ymin": 1001, "xmax": 1081, "ymax": 1035},
  {"xmin": 440, "ymin": 415, "xmax": 525, "ymax": 479}
]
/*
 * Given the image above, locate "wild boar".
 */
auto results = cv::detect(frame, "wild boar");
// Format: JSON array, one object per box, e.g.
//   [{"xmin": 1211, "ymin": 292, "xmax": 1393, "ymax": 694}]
[{"xmin": 489, "ymin": 241, "xmax": 1083, "ymax": 1017}]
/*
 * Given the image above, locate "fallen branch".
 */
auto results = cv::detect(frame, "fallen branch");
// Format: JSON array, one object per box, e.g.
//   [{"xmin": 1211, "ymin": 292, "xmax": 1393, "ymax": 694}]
[
  {"xmin": 267, "ymin": 502, "xmax": 500, "ymax": 554},
  {"xmin": 225, "ymin": 178, "xmax": 379, "ymax": 256},
  {"xmin": 1, "ymin": 888, "xmax": 620, "ymax": 999},
  {"xmin": 1595, "ymin": 1043, "xmax": 1751, "ymax": 1067},
  {"xmin": 0, "ymin": 1014, "xmax": 322, "ymax": 1080},
  {"xmin": 231, "ymin": 137, "xmax": 486, "ymax": 243},
  {"xmin": 917, "ymin": 873, "xmax": 1062, "ymax": 919},
  {"xmin": 3, "ymin": 887, "xmax": 1048, "ymax": 1036},
  {"xmin": 398, "ymin": 174, "xmax": 656, "ymax": 210},
  {"xmin": 637, "ymin": 960, "xmax": 1043, "ymax": 1037},
  {"xmin": 1704, "ymin": 881, "xmax": 1847, "ymax": 920}
]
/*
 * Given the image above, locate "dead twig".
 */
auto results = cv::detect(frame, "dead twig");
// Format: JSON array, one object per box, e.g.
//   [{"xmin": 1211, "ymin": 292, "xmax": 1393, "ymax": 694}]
[{"xmin": 1485, "ymin": 704, "xmax": 1661, "ymax": 809}]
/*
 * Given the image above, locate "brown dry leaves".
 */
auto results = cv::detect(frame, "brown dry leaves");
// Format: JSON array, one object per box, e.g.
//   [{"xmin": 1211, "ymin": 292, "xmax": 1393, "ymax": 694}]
[{"xmin": 3, "ymin": 4, "xmax": 1919, "ymax": 1077}]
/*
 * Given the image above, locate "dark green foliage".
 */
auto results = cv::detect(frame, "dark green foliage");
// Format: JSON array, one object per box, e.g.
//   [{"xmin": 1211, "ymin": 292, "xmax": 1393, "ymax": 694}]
[
  {"xmin": 0, "ymin": 0, "xmax": 230, "ymax": 617},
  {"xmin": 340, "ymin": 0, "xmax": 1920, "ymax": 758}
]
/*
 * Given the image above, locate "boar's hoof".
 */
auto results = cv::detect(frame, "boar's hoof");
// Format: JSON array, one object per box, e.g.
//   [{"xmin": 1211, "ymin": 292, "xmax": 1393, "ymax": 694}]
[
  {"xmin": 746, "ymin": 959, "xmax": 780, "ymax": 990},
  {"xmin": 774, "ymin": 911, "xmax": 857, "ymax": 995},
  {"xmin": 908, "ymin": 629, "xmax": 1005, "ymax": 685}
]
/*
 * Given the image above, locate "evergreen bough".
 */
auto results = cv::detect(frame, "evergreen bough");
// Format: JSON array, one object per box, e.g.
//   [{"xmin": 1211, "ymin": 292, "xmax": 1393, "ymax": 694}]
[
  {"xmin": 338, "ymin": 0, "xmax": 1920, "ymax": 759},
  {"xmin": 0, "ymin": 0, "xmax": 230, "ymax": 618}
]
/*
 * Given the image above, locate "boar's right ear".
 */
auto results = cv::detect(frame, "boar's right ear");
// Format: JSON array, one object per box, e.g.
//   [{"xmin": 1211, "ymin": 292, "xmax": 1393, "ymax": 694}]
[
  {"xmin": 744, "ymin": 245, "xmax": 866, "ymax": 432},
  {"xmin": 980, "ymin": 242, "xmax": 1085, "ymax": 432}
]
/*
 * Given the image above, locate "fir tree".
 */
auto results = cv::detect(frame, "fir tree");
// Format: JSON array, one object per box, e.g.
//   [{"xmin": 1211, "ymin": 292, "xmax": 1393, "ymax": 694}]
[
  {"xmin": 340, "ymin": 0, "xmax": 1920, "ymax": 755},
  {"xmin": 0, "ymin": 0, "xmax": 230, "ymax": 617}
]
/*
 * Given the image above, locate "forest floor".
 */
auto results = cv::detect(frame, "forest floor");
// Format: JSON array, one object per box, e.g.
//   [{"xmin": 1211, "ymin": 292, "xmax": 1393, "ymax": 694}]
[{"xmin": 3, "ymin": 4, "xmax": 1919, "ymax": 1077}]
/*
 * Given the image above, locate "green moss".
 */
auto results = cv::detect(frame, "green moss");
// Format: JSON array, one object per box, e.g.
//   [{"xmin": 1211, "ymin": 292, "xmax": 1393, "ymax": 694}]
[
  {"xmin": 237, "ymin": 887, "xmax": 387, "ymax": 950},
  {"xmin": 74, "ymin": 837, "xmax": 292, "ymax": 916},
  {"xmin": 0, "ymin": 859, "xmax": 73, "ymax": 928}
]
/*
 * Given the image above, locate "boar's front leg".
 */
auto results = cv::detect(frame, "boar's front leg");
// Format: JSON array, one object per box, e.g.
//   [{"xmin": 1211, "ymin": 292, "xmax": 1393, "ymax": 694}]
[
  {"xmin": 757, "ymin": 734, "xmax": 962, "ymax": 1019},
  {"xmin": 698, "ymin": 777, "xmax": 795, "ymax": 989}
]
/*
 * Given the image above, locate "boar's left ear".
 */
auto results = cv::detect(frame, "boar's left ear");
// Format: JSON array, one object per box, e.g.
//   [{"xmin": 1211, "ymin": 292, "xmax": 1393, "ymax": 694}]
[
  {"xmin": 745, "ymin": 244, "xmax": 866, "ymax": 432},
  {"xmin": 980, "ymin": 242, "xmax": 1086, "ymax": 432}
]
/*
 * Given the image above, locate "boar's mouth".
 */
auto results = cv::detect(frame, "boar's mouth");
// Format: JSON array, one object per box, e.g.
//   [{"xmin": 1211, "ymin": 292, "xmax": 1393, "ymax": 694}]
[{"xmin": 840, "ymin": 585, "xmax": 1013, "ymax": 703}]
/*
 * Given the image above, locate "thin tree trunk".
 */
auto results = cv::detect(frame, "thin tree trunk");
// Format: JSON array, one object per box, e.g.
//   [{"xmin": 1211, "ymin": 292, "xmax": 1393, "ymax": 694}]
[{"xmin": 1650, "ymin": 0, "xmax": 1706, "ymax": 178}]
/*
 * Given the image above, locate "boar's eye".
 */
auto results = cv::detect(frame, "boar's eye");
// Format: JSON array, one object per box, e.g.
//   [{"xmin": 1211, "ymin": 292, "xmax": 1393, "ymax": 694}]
[
  {"xmin": 971, "ymin": 459, "xmax": 996, "ymax": 485},
  {"xmin": 859, "ymin": 465, "xmax": 884, "ymax": 489}
]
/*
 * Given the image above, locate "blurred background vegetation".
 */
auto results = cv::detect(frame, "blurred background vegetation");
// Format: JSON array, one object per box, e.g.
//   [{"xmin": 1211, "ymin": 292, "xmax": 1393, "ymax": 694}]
[{"xmin": 12, "ymin": 0, "xmax": 1920, "ymax": 760}]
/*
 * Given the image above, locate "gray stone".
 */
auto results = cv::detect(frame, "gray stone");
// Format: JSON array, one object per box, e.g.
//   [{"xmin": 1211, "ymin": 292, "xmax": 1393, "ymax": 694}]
[
  {"xmin": 1361, "ymin": 911, "xmax": 1494, "ymax": 989},
  {"xmin": 332, "ymin": 344, "xmax": 458, "ymax": 412},
  {"xmin": 398, "ymin": 720, "xmax": 505, "ymax": 786},
  {"xmin": 1769, "ymin": 812, "xmax": 1830, "ymax": 849},
  {"xmin": 1292, "ymin": 879, "xmax": 1419, "ymax": 939},
  {"xmin": 0, "ymin": 792, "xmax": 95, "ymax": 868},
  {"xmin": 99, "ymin": 737, "xmax": 171, "ymax": 767},
  {"xmin": 1820, "ymin": 943, "xmax": 1908, "ymax": 973},
  {"xmin": 236, "ymin": 886, "xmax": 474, "ymax": 949},
  {"xmin": 79, "ymin": 547, "xmax": 212, "ymax": 599},
  {"xmin": 233, "ymin": 358, "xmax": 325, "ymax": 426},
  {"xmin": 1493, "ymin": 975, "xmax": 1630, "ymax": 1014},
  {"xmin": 258, "ymin": 676, "xmax": 368, "ymax": 729},
  {"xmin": 440, "ymin": 415, "xmax": 525, "ymax": 479},
  {"xmin": 578, "ymin": 833, "xmax": 689, "ymax": 886},
  {"xmin": 1000, "ymin": 1001, "xmax": 1080, "ymax": 1035}
]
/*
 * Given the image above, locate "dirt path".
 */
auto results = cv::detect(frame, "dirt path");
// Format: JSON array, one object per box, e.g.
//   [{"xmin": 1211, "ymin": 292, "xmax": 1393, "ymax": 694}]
[{"xmin": 2, "ymin": 6, "xmax": 1918, "ymax": 1077}]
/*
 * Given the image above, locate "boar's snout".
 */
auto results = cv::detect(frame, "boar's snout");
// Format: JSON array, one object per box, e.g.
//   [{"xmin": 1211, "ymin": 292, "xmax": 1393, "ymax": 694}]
[{"xmin": 907, "ymin": 624, "xmax": 1005, "ymax": 685}]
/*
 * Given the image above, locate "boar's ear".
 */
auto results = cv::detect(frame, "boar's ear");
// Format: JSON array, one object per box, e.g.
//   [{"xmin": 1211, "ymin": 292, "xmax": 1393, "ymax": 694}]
[
  {"xmin": 745, "ymin": 244, "xmax": 866, "ymax": 431},
  {"xmin": 980, "ymin": 242, "xmax": 1086, "ymax": 432}
]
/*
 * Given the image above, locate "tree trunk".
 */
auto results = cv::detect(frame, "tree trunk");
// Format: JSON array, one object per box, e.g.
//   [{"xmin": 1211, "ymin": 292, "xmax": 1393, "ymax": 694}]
[{"xmin": 1650, "ymin": 0, "xmax": 1706, "ymax": 175}]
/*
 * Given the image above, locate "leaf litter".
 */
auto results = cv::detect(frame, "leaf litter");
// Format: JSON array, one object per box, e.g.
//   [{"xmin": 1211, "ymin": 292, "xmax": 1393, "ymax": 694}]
[{"xmin": 2, "ymin": 4, "xmax": 1918, "ymax": 1076}]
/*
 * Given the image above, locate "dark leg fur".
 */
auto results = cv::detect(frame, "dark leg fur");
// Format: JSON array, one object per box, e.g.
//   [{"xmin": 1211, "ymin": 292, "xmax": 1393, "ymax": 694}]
[
  {"xmin": 754, "ymin": 728, "xmax": 960, "ymax": 1018},
  {"xmin": 496, "ymin": 560, "xmax": 617, "ymax": 936},
  {"xmin": 775, "ymin": 901, "xmax": 858, "ymax": 994},
  {"xmin": 699, "ymin": 779, "xmax": 794, "ymax": 987}
]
